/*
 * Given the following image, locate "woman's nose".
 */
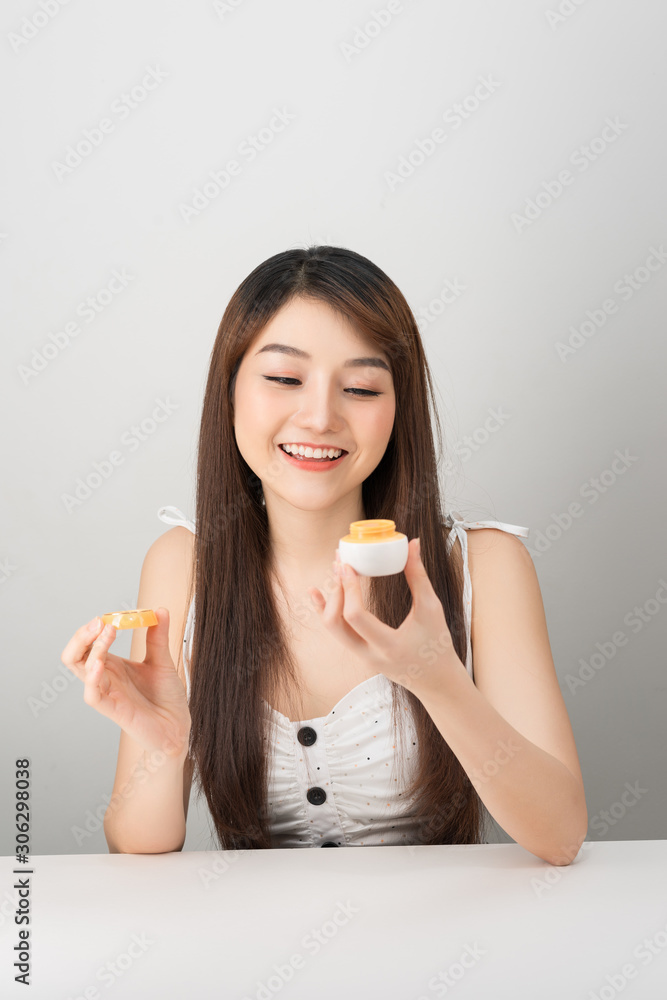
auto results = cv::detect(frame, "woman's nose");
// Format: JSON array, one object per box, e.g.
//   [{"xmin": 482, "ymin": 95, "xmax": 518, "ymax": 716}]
[{"xmin": 295, "ymin": 383, "xmax": 342, "ymax": 426}]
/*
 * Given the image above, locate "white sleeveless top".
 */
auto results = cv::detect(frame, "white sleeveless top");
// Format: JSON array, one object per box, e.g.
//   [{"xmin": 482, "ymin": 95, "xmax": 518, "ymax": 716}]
[{"xmin": 157, "ymin": 505, "xmax": 529, "ymax": 849}]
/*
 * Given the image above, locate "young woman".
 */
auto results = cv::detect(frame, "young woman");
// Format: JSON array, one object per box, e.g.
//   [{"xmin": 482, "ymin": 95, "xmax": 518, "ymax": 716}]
[{"xmin": 61, "ymin": 246, "xmax": 587, "ymax": 862}]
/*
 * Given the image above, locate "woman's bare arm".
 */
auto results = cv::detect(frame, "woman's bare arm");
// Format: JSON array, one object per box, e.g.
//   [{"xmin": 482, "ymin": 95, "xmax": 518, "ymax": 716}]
[
  {"xmin": 103, "ymin": 526, "xmax": 196, "ymax": 854},
  {"xmin": 410, "ymin": 528, "xmax": 588, "ymax": 865}
]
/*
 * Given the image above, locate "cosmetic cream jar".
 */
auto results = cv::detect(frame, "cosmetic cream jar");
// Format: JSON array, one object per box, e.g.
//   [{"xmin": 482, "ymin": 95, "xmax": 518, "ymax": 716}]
[{"xmin": 338, "ymin": 520, "xmax": 408, "ymax": 577}]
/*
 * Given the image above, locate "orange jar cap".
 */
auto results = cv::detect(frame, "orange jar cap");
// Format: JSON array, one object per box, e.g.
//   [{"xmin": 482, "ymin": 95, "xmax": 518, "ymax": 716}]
[
  {"xmin": 100, "ymin": 609, "xmax": 158, "ymax": 629},
  {"xmin": 342, "ymin": 519, "xmax": 403, "ymax": 543}
]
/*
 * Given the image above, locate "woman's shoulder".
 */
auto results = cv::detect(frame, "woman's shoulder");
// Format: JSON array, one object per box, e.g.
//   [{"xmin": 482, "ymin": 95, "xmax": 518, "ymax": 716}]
[
  {"xmin": 464, "ymin": 527, "xmax": 533, "ymax": 640},
  {"xmin": 442, "ymin": 513, "xmax": 533, "ymax": 615},
  {"xmin": 464, "ymin": 524, "xmax": 531, "ymax": 569},
  {"xmin": 128, "ymin": 518, "xmax": 196, "ymax": 684},
  {"xmin": 149, "ymin": 521, "xmax": 195, "ymax": 563},
  {"xmin": 148, "ymin": 508, "xmax": 197, "ymax": 608},
  {"xmin": 154, "ymin": 506, "xmax": 196, "ymax": 564}
]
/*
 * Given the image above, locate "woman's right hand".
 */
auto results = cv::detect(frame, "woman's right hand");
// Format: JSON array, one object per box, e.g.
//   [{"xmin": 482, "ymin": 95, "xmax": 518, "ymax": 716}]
[{"xmin": 60, "ymin": 608, "xmax": 191, "ymax": 760}]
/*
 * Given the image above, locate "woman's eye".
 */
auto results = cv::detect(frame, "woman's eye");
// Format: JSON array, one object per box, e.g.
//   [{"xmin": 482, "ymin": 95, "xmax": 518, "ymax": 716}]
[{"xmin": 262, "ymin": 376, "xmax": 381, "ymax": 397}]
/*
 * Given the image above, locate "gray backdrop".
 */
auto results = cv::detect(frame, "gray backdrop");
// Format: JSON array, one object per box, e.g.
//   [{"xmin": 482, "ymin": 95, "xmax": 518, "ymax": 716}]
[{"xmin": 1, "ymin": 0, "xmax": 665, "ymax": 860}]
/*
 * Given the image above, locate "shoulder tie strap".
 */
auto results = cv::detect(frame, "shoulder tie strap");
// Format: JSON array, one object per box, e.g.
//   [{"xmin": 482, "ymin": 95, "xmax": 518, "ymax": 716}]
[
  {"xmin": 157, "ymin": 505, "xmax": 196, "ymax": 535},
  {"xmin": 445, "ymin": 511, "xmax": 530, "ymax": 538}
]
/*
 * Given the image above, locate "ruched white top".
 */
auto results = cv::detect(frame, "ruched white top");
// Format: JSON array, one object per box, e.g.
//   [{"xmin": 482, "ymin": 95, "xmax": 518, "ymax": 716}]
[{"xmin": 157, "ymin": 505, "xmax": 529, "ymax": 848}]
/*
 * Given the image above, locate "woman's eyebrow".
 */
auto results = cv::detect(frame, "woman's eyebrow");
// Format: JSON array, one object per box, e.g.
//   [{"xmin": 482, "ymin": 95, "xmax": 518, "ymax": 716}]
[{"xmin": 254, "ymin": 342, "xmax": 391, "ymax": 372}]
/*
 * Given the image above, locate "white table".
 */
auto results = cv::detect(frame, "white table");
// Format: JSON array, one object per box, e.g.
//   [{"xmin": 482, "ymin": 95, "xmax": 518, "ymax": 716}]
[{"xmin": 1, "ymin": 840, "xmax": 666, "ymax": 999}]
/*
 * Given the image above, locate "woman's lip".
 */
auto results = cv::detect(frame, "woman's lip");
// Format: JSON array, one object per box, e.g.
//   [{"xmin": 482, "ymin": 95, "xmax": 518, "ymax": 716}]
[{"xmin": 277, "ymin": 444, "xmax": 347, "ymax": 470}]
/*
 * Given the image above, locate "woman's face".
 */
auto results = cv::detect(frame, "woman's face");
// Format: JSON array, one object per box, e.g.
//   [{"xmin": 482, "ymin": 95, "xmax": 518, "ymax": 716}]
[{"xmin": 232, "ymin": 296, "xmax": 396, "ymax": 511}]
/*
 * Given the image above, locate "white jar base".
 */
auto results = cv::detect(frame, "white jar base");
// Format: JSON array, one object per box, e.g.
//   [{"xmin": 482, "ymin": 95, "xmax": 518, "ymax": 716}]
[{"xmin": 338, "ymin": 536, "xmax": 408, "ymax": 577}]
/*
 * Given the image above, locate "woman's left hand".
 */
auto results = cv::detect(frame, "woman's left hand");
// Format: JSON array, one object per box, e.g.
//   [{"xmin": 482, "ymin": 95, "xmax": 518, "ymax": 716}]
[{"xmin": 308, "ymin": 538, "xmax": 464, "ymax": 696}]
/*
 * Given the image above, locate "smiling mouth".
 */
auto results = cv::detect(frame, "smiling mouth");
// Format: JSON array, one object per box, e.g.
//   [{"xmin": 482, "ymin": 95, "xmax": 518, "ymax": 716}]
[
  {"xmin": 278, "ymin": 444, "xmax": 347, "ymax": 462},
  {"xmin": 278, "ymin": 444, "xmax": 348, "ymax": 463}
]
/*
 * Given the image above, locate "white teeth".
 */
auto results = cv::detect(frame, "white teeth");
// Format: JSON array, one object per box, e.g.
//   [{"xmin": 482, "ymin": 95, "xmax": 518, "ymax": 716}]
[{"xmin": 280, "ymin": 444, "xmax": 343, "ymax": 460}]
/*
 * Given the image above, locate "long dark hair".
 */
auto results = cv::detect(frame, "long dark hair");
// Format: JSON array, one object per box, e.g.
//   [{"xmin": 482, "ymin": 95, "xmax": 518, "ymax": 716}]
[{"xmin": 184, "ymin": 245, "xmax": 488, "ymax": 849}]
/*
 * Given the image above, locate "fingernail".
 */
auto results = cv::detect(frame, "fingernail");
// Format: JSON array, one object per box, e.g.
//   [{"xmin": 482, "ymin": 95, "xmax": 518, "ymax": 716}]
[
  {"xmin": 415, "ymin": 538, "xmax": 421, "ymax": 556},
  {"xmin": 87, "ymin": 617, "xmax": 101, "ymax": 632}
]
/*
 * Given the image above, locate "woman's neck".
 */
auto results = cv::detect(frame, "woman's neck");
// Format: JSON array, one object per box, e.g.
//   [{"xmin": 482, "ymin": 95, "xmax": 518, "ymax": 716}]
[{"xmin": 264, "ymin": 489, "xmax": 365, "ymax": 592}]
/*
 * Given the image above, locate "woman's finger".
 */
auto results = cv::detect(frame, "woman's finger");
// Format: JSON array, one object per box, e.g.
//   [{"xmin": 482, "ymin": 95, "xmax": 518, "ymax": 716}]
[
  {"xmin": 315, "ymin": 562, "xmax": 373, "ymax": 656},
  {"xmin": 308, "ymin": 586, "xmax": 326, "ymax": 610},
  {"xmin": 401, "ymin": 537, "xmax": 441, "ymax": 617},
  {"xmin": 337, "ymin": 562, "xmax": 394, "ymax": 652},
  {"xmin": 310, "ymin": 559, "xmax": 343, "ymax": 616},
  {"xmin": 85, "ymin": 622, "xmax": 115, "ymax": 669},
  {"xmin": 61, "ymin": 617, "xmax": 105, "ymax": 681},
  {"xmin": 83, "ymin": 624, "xmax": 116, "ymax": 709},
  {"xmin": 319, "ymin": 561, "xmax": 349, "ymax": 620}
]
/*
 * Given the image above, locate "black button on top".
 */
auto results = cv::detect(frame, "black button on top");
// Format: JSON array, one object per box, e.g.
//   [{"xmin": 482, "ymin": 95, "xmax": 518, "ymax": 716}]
[
  {"xmin": 297, "ymin": 726, "xmax": 317, "ymax": 747},
  {"xmin": 321, "ymin": 841, "xmax": 338, "ymax": 847},
  {"xmin": 307, "ymin": 786, "xmax": 326, "ymax": 806}
]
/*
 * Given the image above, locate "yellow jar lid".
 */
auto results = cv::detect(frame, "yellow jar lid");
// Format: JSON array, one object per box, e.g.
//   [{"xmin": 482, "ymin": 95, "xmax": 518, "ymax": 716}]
[
  {"xmin": 100, "ymin": 609, "xmax": 158, "ymax": 629},
  {"xmin": 341, "ymin": 519, "xmax": 405, "ymax": 544}
]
